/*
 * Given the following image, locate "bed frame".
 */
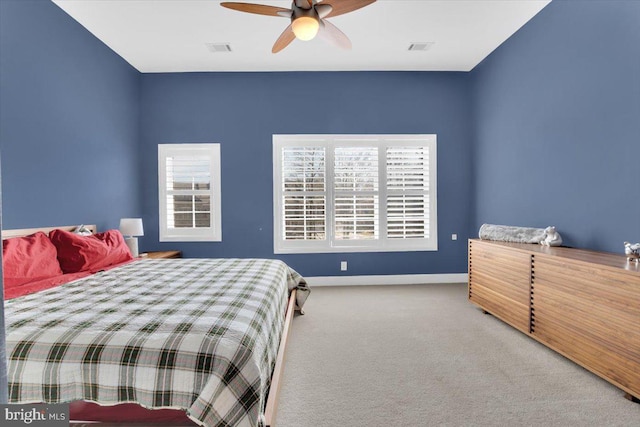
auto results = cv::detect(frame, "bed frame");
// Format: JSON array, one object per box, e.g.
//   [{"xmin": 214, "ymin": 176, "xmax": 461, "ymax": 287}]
[{"xmin": 2, "ymin": 224, "xmax": 297, "ymax": 427}]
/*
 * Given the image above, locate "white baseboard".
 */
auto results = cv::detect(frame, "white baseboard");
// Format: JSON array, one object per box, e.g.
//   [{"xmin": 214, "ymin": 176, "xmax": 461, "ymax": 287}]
[{"xmin": 304, "ymin": 273, "xmax": 468, "ymax": 287}]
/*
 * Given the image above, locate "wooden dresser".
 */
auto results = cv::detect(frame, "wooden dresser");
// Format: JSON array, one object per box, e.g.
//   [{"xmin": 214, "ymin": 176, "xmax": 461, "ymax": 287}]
[{"xmin": 468, "ymin": 239, "xmax": 640, "ymax": 401}]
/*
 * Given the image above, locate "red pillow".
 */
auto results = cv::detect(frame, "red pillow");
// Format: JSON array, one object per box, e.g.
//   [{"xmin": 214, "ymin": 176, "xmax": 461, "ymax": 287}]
[
  {"xmin": 2, "ymin": 232, "xmax": 64, "ymax": 289},
  {"xmin": 49, "ymin": 229, "xmax": 133, "ymax": 273}
]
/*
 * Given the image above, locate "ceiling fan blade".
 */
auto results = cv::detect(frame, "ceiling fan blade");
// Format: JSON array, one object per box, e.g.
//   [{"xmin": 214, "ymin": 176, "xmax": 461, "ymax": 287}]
[
  {"xmin": 320, "ymin": 0, "xmax": 375, "ymax": 18},
  {"xmin": 272, "ymin": 24, "xmax": 296, "ymax": 53},
  {"xmin": 319, "ymin": 19, "xmax": 352, "ymax": 50},
  {"xmin": 315, "ymin": 3, "xmax": 333, "ymax": 19},
  {"xmin": 220, "ymin": 2, "xmax": 291, "ymax": 17}
]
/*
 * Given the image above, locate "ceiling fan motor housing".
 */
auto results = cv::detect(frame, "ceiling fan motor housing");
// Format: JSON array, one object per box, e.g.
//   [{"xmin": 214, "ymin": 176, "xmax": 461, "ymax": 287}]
[{"xmin": 292, "ymin": 4, "xmax": 318, "ymax": 21}]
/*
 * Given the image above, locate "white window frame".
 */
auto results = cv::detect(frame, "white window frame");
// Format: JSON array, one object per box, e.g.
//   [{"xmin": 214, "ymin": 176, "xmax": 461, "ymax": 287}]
[
  {"xmin": 158, "ymin": 143, "xmax": 222, "ymax": 242},
  {"xmin": 273, "ymin": 134, "xmax": 437, "ymax": 254}
]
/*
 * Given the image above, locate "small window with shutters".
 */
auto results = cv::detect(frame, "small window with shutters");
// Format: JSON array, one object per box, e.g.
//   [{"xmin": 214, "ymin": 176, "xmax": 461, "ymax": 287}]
[
  {"xmin": 158, "ymin": 144, "xmax": 222, "ymax": 242},
  {"xmin": 273, "ymin": 135, "xmax": 437, "ymax": 253}
]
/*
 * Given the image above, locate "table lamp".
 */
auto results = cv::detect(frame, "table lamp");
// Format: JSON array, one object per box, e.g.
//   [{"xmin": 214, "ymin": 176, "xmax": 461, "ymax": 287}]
[{"xmin": 120, "ymin": 218, "xmax": 144, "ymax": 257}]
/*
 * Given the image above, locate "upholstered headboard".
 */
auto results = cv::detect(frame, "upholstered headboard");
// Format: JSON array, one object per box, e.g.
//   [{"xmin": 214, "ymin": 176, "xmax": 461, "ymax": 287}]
[{"xmin": 2, "ymin": 225, "xmax": 97, "ymax": 240}]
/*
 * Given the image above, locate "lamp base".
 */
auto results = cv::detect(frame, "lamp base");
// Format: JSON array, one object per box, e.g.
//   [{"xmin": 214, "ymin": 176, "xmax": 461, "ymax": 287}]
[{"xmin": 125, "ymin": 237, "xmax": 139, "ymax": 258}]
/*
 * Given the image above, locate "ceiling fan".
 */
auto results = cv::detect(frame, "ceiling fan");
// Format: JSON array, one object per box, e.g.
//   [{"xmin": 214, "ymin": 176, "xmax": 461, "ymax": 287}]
[{"xmin": 220, "ymin": 0, "xmax": 376, "ymax": 53}]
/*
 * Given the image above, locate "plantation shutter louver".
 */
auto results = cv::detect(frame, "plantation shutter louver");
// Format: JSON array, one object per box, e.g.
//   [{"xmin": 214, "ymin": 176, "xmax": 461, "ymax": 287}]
[
  {"xmin": 334, "ymin": 146, "xmax": 379, "ymax": 241},
  {"xmin": 281, "ymin": 146, "xmax": 326, "ymax": 241},
  {"xmin": 386, "ymin": 146, "xmax": 430, "ymax": 239},
  {"xmin": 165, "ymin": 156, "xmax": 212, "ymax": 229}
]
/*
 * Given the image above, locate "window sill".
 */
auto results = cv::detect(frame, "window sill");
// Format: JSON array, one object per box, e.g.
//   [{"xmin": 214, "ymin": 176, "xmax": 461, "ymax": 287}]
[{"xmin": 274, "ymin": 242, "xmax": 438, "ymax": 254}]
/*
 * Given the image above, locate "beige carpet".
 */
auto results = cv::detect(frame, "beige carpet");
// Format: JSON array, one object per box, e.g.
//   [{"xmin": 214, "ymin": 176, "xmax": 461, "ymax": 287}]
[{"xmin": 275, "ymin": 284, "xmax": 640, "ymax": 427}]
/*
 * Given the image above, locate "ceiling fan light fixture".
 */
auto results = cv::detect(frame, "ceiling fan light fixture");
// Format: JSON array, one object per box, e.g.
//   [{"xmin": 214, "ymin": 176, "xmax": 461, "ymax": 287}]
[
  {"xmin": 220, "ymin": 0, "xmax": 377, "ymax": 53},
  {"xmin": 291, "ymin": 16, "xmax": 319, "ymax": 41}
]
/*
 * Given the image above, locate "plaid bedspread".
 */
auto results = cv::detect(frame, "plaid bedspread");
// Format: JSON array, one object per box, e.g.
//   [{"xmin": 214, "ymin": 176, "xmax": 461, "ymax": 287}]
[{"xmin": 5, "ymin": 258, "xmax": 308, "ymax": 427}]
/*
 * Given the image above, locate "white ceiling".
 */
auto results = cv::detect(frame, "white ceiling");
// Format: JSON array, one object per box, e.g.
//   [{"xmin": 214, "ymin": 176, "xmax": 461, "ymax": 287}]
[{"xmin": 52, "ymin": 0, "xmax": 551, "ymax": 73}]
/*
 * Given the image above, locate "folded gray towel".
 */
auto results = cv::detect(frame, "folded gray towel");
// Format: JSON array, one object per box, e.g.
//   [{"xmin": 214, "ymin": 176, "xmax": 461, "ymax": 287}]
[{"xmin": 479, "ymin": 223, "xmax": 546, "ymax": 244}]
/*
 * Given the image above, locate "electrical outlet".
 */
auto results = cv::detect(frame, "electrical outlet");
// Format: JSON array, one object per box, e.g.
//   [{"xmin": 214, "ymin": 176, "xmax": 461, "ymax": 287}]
[
  {"xmin": 452, "ymin": 234, "xmax": 458, "ymax": 241},
  {"xmin": 340, "ymin": 261, "xmax": 348, "ymax": 271}
]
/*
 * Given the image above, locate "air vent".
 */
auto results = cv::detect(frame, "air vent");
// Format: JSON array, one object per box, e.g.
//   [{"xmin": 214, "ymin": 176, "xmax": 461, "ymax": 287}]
[
  {"xmin": 408, "ymin": 42, "xmax": 434, "ymax": 52},
  {"xmin": 205, "ymin": 43, "xmax": 232, "ymax": 53}
]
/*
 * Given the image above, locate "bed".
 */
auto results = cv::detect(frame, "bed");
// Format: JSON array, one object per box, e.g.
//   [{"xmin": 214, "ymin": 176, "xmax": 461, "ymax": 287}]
[{"xmin": 2, "ymin": 225, "xmax": 309, "ymax": 427}]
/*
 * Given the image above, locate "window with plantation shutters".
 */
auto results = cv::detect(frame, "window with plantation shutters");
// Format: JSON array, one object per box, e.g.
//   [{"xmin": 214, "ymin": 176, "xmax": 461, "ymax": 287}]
[
  {"xmin": 273, "ymin": 135, "xmax": 437, "ymax": 254},
  {"xmin": 158, "ymin": 144, "xmax": 222, "ymax": 242}
]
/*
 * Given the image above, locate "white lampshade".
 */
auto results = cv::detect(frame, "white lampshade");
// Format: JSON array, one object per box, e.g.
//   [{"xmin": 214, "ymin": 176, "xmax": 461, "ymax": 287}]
[
  {"xmin": 119, "ymin": 218, "xmax": 144, "ymax": 237},
  {"xmin": 292, "ymin": 16, "xmax": 319, "ymax": 41}
]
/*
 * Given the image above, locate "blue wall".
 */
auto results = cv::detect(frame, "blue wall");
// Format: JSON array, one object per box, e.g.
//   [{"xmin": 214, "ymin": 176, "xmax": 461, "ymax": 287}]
[
  {"xmin": 9, "ymin": 0, "xmax": 635, "ymax": 277},
  {"xmin": 471, "ymin": 0, "xmax": 640, "ymax": 253},
  {"xmin": 0, "ymin": 0, "xmax": 141, "ymax": 231},
  {"xmin": 140, "ymin": 72, "xmax": 473, "ymax": 276}
]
